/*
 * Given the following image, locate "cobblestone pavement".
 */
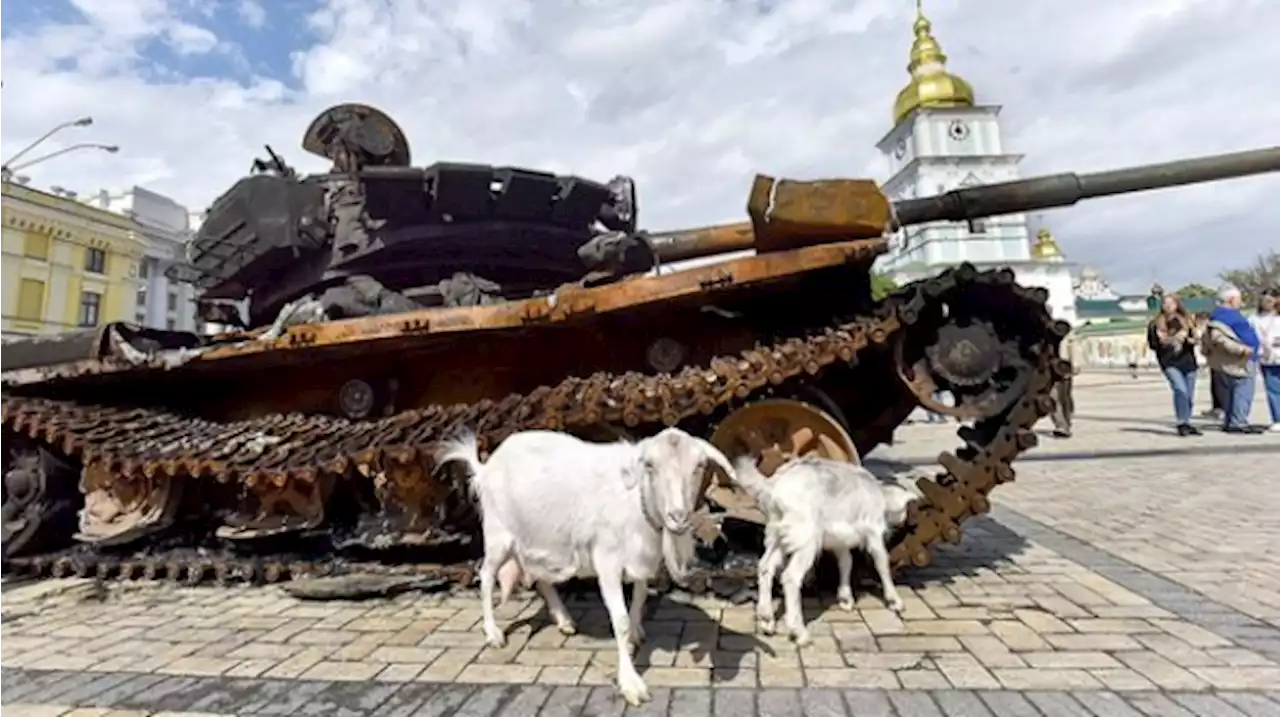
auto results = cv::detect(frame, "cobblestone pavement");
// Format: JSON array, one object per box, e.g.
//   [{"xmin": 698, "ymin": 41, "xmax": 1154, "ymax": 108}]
[{"xmin": 3, "ymin": 372, "xmax": 1278, "ymax": 716}]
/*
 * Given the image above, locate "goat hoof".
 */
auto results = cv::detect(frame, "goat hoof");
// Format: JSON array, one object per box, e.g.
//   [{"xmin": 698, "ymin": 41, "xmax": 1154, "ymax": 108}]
[
  {"xmin": 791, "ymin": 629, "xmax": 813, "ymax": 647},
  {"xmin": 885, "ymin": 597, "xmax": 904, "ymax": 613},
  {"xmin": 483, "ymin": 627, "xmax": 507, "ymax": 648},
  {"xmin": 757, "ymin": 617, "xmax": 776, "ymax": 635},
  {"xmin": 618, "ymin": 674, "xmax": 650, "ymax": 706},
  {"xmin": 628, "ymin": 623, "xmax": 646, "ymax": 645},
  {"xmin": 837, "ymin": 596, "xmax": 855, "ymax": 612},
  {"xmin": 556, "ymin": 621, "xmax": 578, "ymax": 636}
]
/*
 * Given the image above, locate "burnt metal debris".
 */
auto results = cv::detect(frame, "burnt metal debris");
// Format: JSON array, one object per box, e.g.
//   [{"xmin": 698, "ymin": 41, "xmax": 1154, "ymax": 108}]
[{"xmin": 2, "ymin": 103, "xmax": 1278, "ymax": 590}]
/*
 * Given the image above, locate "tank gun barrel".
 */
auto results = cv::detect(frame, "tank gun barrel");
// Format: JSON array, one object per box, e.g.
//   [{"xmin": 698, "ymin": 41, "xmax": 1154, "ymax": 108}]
[
  {"xmin": 648, "ymin": 145, "xmax": 1280, "ymax": 263},
  {"xmin": 892, "ymin": 145, "xmax": 1280, "ymax": 228}
]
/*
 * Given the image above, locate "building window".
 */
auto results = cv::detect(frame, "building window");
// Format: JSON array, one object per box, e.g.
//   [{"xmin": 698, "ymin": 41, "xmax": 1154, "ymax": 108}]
[
  {"xmin": 22, "ymin": 233, "xmax": 50, "ymax": 261},
  {"xmin": 17, "ymin": 279, "xmax": 46, "ymax": 321},
  {"xmin": 139, "ymin": 259, "xmax": 150, "ymax": 279},
  {"xmin": 136, "ymin": 312, "xmax": 147, "ymax": 325},
  {"xmin": 968, "ymin": 219, "xmax": 988, "ymax": 234},
  {"xmin": 84, "ymin": 247, "xmax": 107, "ymax": 274},
  {"xmin": 167, "ymin": 291, "xmax": 178, "ymax": 312},
  {"xmin": 136, "ymin": 287, "xmax": 147, "ymax": 307},
  {"xmin": 78, "ymin": 291, "xmax": 102, "ymax": 328},
  {"xmin": 166, "ymin": 317, "xmax": 177, "ymax": 330}
]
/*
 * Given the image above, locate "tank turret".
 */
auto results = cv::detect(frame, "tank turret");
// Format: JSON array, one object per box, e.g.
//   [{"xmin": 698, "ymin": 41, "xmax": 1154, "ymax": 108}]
[{"xmin": 169, "ymin": 103, "xmax": 641, "ymax": 328}]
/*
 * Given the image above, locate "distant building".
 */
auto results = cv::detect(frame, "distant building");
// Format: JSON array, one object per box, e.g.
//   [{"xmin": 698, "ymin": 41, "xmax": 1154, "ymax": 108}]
[
  {"xmin": 1070, "ymin": 269, "xmax": 1219, "ymax": 369},
  {"xmin": 1073, "ymin": 266, "xmax": 1119, "ymax": 301},
  {"xmin": 872, "ymin": 4, "xmax": 1077, "ymax": 326},
  {"xmin": 1, "ymin": 180, "xmax": 147, "ymax": 337},
  {"xmin": 91, "ymin": 187, "xmax": 198, "ymax": 331}
]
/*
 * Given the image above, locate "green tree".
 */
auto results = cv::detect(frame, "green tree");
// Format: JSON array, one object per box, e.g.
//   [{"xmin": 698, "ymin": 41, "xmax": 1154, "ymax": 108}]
[
  {"xmin": 1173, "ymin": 283, "xmax": 1216, "ymax": 299},
  {"xmin": 871, "ymin": 272, "xmax": 899, "ymax": 301},
  {"xmin": 1219, "ymin": 250, "xmax": 1280, "ymax": 306}
]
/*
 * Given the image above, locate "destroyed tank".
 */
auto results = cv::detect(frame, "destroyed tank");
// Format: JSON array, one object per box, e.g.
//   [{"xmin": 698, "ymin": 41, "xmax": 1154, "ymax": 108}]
[{"xmin": 3, "ymin": 103, "xmax": 1277, "ymax": 588}]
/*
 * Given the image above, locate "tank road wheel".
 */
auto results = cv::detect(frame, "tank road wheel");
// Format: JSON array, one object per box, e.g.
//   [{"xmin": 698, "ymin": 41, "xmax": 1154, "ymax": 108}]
[
  {"xmin": 76, "ymin": 462, "xmax": 184, "ymax": 547},
  {"xmin": 704, "ymin": 397, "xmax": 858, "ymax": 528},
  {"xmin": 2, "ymin": 443, "xmax": 80, "ymax": 560},
  {"xmin": 216, "ymin": 474, "xmax": 333, "ymax": 541}
]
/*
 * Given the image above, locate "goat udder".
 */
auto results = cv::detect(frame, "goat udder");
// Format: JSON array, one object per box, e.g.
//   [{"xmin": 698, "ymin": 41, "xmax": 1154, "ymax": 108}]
[{"xmin": 497, "ymin": 558, "xmax": 523, "ymax": 605}]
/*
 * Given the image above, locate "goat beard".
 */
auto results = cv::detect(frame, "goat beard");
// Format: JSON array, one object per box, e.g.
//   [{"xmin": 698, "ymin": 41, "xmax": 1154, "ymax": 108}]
[{"xmin": 661, "ymin": 527, "xmax": 696, "ymax": 585}]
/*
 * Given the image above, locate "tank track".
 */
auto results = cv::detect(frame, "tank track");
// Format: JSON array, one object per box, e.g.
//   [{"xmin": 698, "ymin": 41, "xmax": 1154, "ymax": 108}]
[{"xmin": 1, "ymin": 264, "xmax": 1064, "ymax": 590}]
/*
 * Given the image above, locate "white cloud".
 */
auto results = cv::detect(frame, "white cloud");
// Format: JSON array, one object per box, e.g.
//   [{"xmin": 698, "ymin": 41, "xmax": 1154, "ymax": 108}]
[
  {"xmin": 236, "ymin": 0, "xmax": 267, "ymax": 29},
  {"xmin": 2, "ymin": 0, "xmax": 1278, "ymax": 293}
]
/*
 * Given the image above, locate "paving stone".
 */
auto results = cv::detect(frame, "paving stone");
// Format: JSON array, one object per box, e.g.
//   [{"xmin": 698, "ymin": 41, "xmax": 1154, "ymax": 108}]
[
  {"xmin": 839, "ymin": 689, "xmax": 893, "ymax": 716},
  {"xmin": 977, "ymin": 691, "xmax": 1040, "ymax": 717},
  {"xmin": 363, "ymin": 682, "xmax": 439, "ymax": 717},
  {"xmin": 888, "ymin": 692, "xmax": 943, "ymax": 716},
  {"xmin": 1170, "ymin": 693, "xmax": 1250, "ymax": 717},
  {"xmin": 1069, "ymin": 690, "xmax": 1145, "ymax": 717},
  {"xmin": 711, "ymin": 688, "xmax": 754, "ymax": 717},
  {"xmin": 799, "ymin": 689, "xmax": 847, "ymax": 717},
  {"xmin": 1022, "ymin": 691, "xmax": 1092, "ymax": 717},
  {"xmin": 1218, "ymin": 692, "xmax": 1280, "ymax": 717},
  {"xmin": 412, "ymin": 684, "xmax": 477, "ymax": 717},
  {"xmin": 931, "ymin": 690, "xmax": 994, "ymax": 717},
  {"xmin": 1126, "ymin": 692, "xmax": 1198, "ymax": 717}
]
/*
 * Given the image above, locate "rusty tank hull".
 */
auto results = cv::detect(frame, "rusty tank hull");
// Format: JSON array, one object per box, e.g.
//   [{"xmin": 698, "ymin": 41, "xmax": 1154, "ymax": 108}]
[{"xmin": 3, "ymin": 106, "xmax": 1277, "ymax": 587}]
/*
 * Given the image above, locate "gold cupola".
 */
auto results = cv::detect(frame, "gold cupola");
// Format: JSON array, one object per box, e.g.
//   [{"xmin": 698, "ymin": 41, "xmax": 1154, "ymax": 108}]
[
  {"xmin": 892, "ymin": 0, "xmax": 976, "ymax": 126},
  {"xmin": 1030, "ymin": 228, "xmax": 1065, "ymax": 261}
]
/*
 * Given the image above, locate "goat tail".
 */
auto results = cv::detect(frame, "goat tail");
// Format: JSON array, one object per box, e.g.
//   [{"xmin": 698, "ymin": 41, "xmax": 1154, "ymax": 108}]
[
  {"xmin": 730, "ymin": 454, "xmax": 773, "ymax": 512},
  {"xmin": 435, "ymin": 429, "xmax": 486, "ymax": 496}
]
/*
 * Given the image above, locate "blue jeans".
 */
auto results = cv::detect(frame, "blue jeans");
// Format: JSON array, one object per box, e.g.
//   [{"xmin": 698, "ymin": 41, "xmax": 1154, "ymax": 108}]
[
  {"xmin": 1263, "ymin": 364, "xmax": 1280, "ymax": 424},
  {"xmin": 1223, "ymin": 366, "xmax": 1257, "ymax": 429},
  {"xmin": 1161, "ymin": 365, "xmax": 1196, "ymax": 425}
]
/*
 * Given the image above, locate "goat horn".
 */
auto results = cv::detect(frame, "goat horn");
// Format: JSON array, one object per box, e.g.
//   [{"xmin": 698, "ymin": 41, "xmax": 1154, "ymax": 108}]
[{"xmin": 693, "ymin": 437, "xmax": 736, "ymax": 488}]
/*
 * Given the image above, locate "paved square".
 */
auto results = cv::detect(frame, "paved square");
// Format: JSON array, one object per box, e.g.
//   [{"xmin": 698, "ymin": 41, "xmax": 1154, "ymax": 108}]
[{"xmin": 3, "ymin": 371, "xmax": 1279, "ymax": 716}]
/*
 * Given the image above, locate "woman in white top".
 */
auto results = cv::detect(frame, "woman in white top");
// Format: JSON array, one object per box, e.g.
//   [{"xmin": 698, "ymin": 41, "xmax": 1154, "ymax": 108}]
[{"xmin": 1250, "ymin": 292, "xmax": 1280, "ymax": 431}]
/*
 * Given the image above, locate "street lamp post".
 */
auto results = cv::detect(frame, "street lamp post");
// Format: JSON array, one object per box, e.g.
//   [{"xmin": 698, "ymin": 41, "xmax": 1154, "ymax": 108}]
[
  {"xmin": 3, "ymin": 143, "xmax": 120, "ymax": 174},
  {"xmin": 0, "ymin": 115, "xmax": 113, "ymax": 180}
]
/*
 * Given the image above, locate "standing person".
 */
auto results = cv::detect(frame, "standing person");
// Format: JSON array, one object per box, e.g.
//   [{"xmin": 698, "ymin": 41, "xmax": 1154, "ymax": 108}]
[
  {"xmin": 1147, "ymin": 294, "xmax": 1202, "ymax": 436},
  {"xmin": 1202, "ymin": 286, "xmax": 1263, "ymax": 433},
  {"xmin": 1199, "ymin": 311, "xmax": 1227, "ymax": 419},
  {"xmin": 1250, "ymin": 292, "xmax": 1280, "ymax": 431},
  {"xmin": 1050, "ymin": 329, "xmax": 1082, "ymax": 438}
]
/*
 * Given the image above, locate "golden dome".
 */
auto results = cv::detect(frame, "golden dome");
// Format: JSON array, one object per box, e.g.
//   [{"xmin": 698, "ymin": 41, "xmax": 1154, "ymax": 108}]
[
  {"xmin": 1030, "ymin": 228, "xmax": 1065, "ymax": 260},
  {"xmin": 892, "ymin": 1, "xmax": 976, "ymax": 126}
]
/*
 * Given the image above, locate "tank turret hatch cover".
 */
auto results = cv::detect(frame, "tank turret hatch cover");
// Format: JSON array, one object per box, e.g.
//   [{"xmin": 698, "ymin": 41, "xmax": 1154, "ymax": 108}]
[{"xmin": 302, "ymin": 103, "xmax": 411, "ymax": 167}]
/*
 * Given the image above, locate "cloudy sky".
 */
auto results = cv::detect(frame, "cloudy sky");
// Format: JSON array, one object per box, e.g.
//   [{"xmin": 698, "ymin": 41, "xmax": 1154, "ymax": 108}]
[{"xmin": 2, "ymin": 0, "xmax": 1277, "ymax": 293}]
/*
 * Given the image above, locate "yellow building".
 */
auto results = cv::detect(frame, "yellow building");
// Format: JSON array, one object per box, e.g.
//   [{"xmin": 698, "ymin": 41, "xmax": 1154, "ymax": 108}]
[{"xmin": 2, "ymin": 181, "xmax": 148, "ymax": 337}]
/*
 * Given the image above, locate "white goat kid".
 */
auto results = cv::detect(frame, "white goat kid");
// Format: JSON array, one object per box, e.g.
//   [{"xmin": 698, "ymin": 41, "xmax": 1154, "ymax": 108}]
[
  {"xmin": 732, "ymin": 454, "xmax": 918, "ymax": 646},
  {"xmin": 437, "ymin": 426, "xmax": 735, "ymax": 706}
]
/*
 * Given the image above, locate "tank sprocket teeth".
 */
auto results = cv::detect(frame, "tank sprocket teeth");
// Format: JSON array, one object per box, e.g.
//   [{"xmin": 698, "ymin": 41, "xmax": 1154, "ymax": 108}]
[
  {"xmin": 51, "ymin": 557, "xmax": 74, "ymax": 578},
  {"xmin": 1014, "ymin": 429, "xmax": 1039, "ymax": 451},
  {"xmin": 185, "ymin": 563, "xmax": 209, "ymax": 586},
  {"xmin": 95, "ymin": 560, "xmax": 118, "ymax": 580}
]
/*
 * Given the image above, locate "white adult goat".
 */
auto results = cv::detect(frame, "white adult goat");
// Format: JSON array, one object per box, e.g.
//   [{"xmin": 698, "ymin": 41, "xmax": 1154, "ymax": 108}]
[
  {"xmin": 436, "ymin": 426, "xmax": 735, "ymax": 706},
  {"xmin": 731, "ymin": 454, "xmax": 919, "ymax": 646}
]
